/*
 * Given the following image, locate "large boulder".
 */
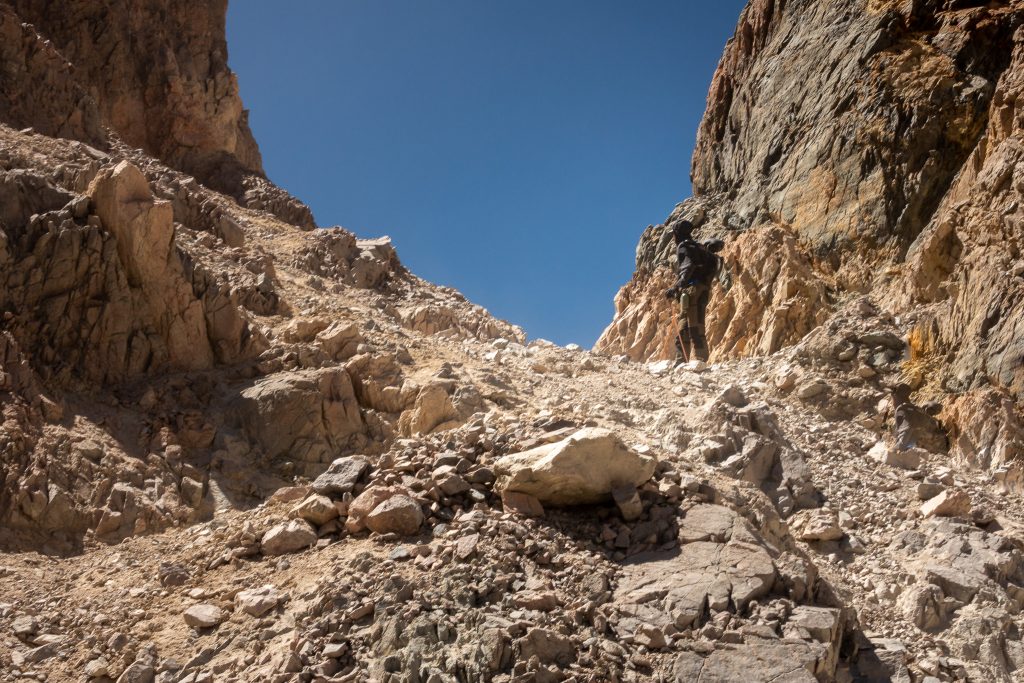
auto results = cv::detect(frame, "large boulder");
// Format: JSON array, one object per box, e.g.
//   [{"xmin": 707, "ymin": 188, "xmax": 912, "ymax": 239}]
[
  {"xmin": 235, "ymin": 368, "xmax": 364, "ymax": 471},
  {"xmin": 493, "ymin": 428, "xmax": 656, "ymax": 506},
  {"xmin": 364, "ymin": 495, "xmax": 424, "ymax": 536}
]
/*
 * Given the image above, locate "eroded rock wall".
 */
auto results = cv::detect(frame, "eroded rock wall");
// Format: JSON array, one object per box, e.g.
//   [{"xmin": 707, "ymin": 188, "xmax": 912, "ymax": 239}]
[
  {"xmin": 5, "ymin": 0, "xmax": 262, "ymax": 195},
  {"xmin": 599, "ymin": 0, "xmax": 1024, "ymax": 405}
]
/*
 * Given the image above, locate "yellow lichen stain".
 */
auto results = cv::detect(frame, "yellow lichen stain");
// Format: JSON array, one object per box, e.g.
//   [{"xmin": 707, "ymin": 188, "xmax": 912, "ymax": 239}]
[{"xmin": 901, "ymin": 318, "xmax": 945, "ymax": 393}]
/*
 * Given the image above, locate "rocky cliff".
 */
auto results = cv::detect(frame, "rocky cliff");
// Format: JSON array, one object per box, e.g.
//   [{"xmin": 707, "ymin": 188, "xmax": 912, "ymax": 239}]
[
  {"xmin": 597, "ymin": 0, "xmax": 1024, "ymax": 476},
  {"xmin": 2, "ymin": 1, "xmax": 1024, "ymax": 682},
  {"xmin": 599, "ymin": 0, "xmax": 1022, "ymax": 384},
  {"xmin": 0, "ymin": 0, "xmax": 314, "ymax": 225}
]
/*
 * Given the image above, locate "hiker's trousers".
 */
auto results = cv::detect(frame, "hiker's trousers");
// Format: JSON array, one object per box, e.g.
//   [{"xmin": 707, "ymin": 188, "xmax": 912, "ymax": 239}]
[{"xmin": 676, "ymin": 282, "xmax": 710, "ymax": 362}]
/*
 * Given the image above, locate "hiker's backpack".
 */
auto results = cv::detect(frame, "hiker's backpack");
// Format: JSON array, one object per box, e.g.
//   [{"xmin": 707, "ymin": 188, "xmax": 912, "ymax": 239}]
[
  {"xmin": 689, "ymin": 242, "xmax": 720, "ymax": 284},
  {"xmin": 701, "ymin": 239, "xmax": 732, "ymax": 291}
]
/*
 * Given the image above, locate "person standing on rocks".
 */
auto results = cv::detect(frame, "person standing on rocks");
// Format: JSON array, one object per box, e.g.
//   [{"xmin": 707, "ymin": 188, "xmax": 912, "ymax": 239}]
[{"xmin": 664, "ymin": 220, "xmax": 728, "ymax": 362}]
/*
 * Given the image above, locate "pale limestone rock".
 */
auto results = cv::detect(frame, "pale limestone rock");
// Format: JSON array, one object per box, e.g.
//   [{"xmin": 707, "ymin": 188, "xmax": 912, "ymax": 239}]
[
  {"xmin": 290, "ymin": 494, "xmax": 338, "ymax": 526},
  {"xmin": 183, "ymin": 604, "xmax": 225, "ymax": 629},
  {"xmin": 920, "ymin": 489, "xmax": 971, "ymax": 518},
  {"xmin": 493, "ymin": 428, "xmax": 656, "ymax": 506}
]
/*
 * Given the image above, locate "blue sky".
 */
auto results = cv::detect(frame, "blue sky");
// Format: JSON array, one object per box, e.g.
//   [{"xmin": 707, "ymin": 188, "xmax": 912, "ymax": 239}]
[{"xmin": 227, "ymin": 1, "xmax": 746, "ymax": 346}]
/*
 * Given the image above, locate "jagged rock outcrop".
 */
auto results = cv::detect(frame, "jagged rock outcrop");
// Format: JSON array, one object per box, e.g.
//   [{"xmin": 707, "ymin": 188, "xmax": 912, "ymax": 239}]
[
  {"xmin": 599, "ymin": 0, "xmax": 1024, "ymax": 407},
  {"xmin": 0, "ymin": 0, "xmax": 315, "ymax": 226},
  {"xmin": 5, "ymin": 0, "xmax": 261, "ymax": 193}
]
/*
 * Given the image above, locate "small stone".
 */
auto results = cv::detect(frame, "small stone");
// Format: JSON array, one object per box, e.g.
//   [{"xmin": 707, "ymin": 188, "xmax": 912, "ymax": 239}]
[
  {"xmin": 85, "ymin": 657, "xmax": 110, "ymax": 678},
  {"xmin": 12, "ymin": 615, "xmax": 38, "ymax": 637},
  {"xmin": 183, "ymin": 604, "xmax": 225, "ymax": 629},
  {"xmin": 916, "ymin": 481, "xmax": 945, "ymax": 500},
  {"xmin": 514, "ymin": 591, "xmax": 559, "ymax": 611},
  {"xmin": 612, "ymin": 485, "xmax": 643, "ymax": 521},
  {"xmin": 500, "ymin": 490, "xmax": 545, "ymax": 517},
  {"xmin": 261, "ymin": 519, "xmax": 318, "ymax": 556},
  {"xmin": 796, "ymin": 380, "xmax": 828, "ymax": 400},
  {"xmin": 719, "ymin": 385, "xmax": 748, "ymax": 407},
  {"xmin": 323, "ymin": 642, "xmax": 348, "ymax": 658},
  {"xmin": 858, "ymin": 364, "xmax": 877, "ymax": 378},
  {"xmin": 868, "ymin": 442, "xmax": 923, "ymax": 470},
  {"xmin": 435, "ymin": 473, "xmax": 470, "ymax": 496},
  {"xmin": 312, "ymin": 456, "xmax": 369, "ymax": 496},
  {"xmin": 648, "ymin": 360, "xmax": 673, "ymax": 376},
  {"xmin": 236, "ymin": 585, "xmax": 284, "ymax": 617},
  {"xmin": 291, "ymin": 494, "xmax": 339, "ymax": 526},
  {"xmin": 365, "ymin": 495, "xmax": 424, "ymax": 536},
  {"xmin": 455, "ymin": 533, "xmax": 479, "ymax": 561},
  {"xmin": 774, "ymin": 366, "xmax": 798, "ymax": 391}
]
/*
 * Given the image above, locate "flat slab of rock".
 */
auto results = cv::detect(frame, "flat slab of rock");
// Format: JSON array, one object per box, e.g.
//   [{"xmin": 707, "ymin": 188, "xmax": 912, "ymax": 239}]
[
  {"xmin": 183, "ymin": 604, "xmax": 225, "ymax": 629},
  {"xmin": 920, "ymin": 489, "xmax": 971, "ymax": 518},
  {"xmin": 236, "ymin": 585, "xmax": 284, "ymax": 617},
  {"xmin": 500, "ymin": 490, "xmax": 545, "ymax": 517},
  {"xmin": 614, "ymin": 538, "xmax": 776, "ymax": 632},
  {"xmin": 312, "ymin": 456, "xmax": 369, "ymax": 496},
  {"xmin": 494, "ymin": 428, "xmax": 656, "ymax": 506},
  {"xmin": 672, "ymin": 640, "xmax": 826, "ymax": 682}
]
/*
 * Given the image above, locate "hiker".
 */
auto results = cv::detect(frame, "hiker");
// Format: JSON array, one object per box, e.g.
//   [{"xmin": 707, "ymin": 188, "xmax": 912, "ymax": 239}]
[
  {"xmin": 890, "ymin": 383, "xmax": 948, "ymax": 453},
  {"xmin": 664, "ymin": 220, "xmax": 730, "ymax": 363}
]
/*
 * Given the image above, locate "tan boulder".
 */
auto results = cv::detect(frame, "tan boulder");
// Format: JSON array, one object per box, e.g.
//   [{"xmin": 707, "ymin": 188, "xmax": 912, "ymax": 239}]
[
  {"xmin": 493, "ymin": 428, "xmax": 656, "ymax": 506},
  {"xmin": 921, "ymin": 489, "xmax": 972, "ymax": 518},
  {"xmin": 345, "ymin": 485, "xmax": 405, "ymax": 533},
  {"xmin": 290, "ymin": 494, "xmax": 338, "ymax": 526},
  {"xmin": 260, "ymin": 519, "xmax": 317, "ymax": 556},
  {"xmin": 365, "ymin": 495, "xmax": 424, "ymax": 536},
  {"xmin": 183, "ymin": 604, "xmax": 225, "ymax": 629}
]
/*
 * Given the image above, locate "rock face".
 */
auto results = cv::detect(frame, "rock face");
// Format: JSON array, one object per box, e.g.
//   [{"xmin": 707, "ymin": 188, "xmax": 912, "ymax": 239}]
[
  {"xmin": 0, "ymin": 0, "xmax": 314, "ymax": 225},
  {"xmin": 234, "ymin": 369, "xmax": 364, "ymax": 473},
  {"xmin": 597, "ymin": 0, "xmax": 1024, "ymax": 408},
  {"xmin": 5, "ymin": 0, "xmax": 261, "ymax": 194},
  {"xmin": 493, "ymin": 428, "xmax": 657, "ymax": 506}
]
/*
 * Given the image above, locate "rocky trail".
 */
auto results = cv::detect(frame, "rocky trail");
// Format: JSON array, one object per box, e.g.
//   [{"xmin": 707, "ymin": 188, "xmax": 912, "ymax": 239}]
[{"xmin": 2, "ymin": 0, "xmax": 1024, "ymax": 681}]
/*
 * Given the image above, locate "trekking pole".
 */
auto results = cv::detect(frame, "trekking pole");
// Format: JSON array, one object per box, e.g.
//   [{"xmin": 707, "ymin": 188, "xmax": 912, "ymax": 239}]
[{"xmin": 671, "ymin": 308, "xmax": 688, "ymax": 363}]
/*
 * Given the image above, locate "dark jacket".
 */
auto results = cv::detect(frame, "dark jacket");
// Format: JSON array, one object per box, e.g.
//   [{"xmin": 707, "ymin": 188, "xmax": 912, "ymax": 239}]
[{"xmin": 671, "ymin": 239, "xmax": 716, "ymax": 291}]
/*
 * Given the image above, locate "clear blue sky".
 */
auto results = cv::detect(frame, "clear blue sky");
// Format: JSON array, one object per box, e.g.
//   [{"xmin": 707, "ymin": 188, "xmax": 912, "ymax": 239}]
[{"xmin": 227, "ymin": 1, "xmax": 745, "ymax": 346}]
